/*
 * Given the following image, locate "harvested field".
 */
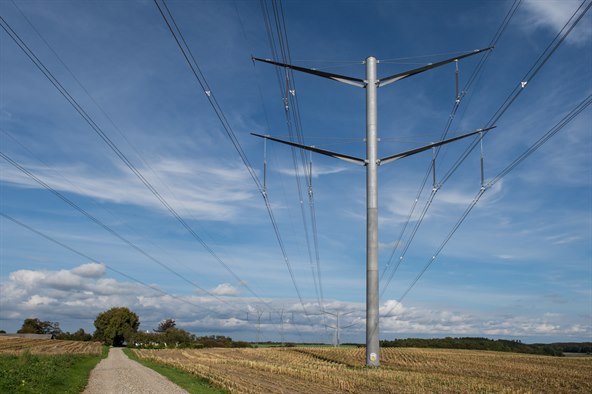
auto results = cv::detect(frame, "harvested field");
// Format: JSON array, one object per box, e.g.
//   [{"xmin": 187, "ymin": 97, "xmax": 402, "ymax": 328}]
[
  {"xmin": 132, "ymin": 347, "xmax": 592, "ymax": 393},
  {"xmin": 0, "ymin": 335, "xmax": 102, "ymax": 355}
]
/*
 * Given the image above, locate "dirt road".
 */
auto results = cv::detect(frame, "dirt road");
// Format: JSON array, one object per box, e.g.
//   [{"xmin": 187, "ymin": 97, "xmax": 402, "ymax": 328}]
[{"xmin": 83, "ymin": 347, "xmax": 189, "ymax": 394}]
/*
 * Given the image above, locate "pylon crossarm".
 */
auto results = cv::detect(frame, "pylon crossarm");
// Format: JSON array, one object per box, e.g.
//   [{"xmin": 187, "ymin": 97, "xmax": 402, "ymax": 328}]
[
  {"xmin": 379, "ymin": 126, "xmax": 496, "ymax": 165},
  {"xmin": 251, "ymin": 133, "xmax": 366, "ymax": 165},
  {"xmin": 252, "ymin": 57, "xmax": 366, "ymax": 88},
  {"xmin": 378, "ymin": 47, "xmax": 493, "ymax": 87}
]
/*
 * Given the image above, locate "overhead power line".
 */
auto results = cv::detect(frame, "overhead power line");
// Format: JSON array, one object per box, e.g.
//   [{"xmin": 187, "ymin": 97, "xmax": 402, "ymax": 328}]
[
  {"xmin": 260, "ymin": 0, "xmax": 326, "ymax": 321},
  {"xmin": 152, "ymin": 0, "xmax": 313, "ymax": 320},
  {"xmin": 9, "ymin": 0, "xmax": 213, "ymax": 241},
  {"xmin": 380, "ymin": 0, "xmax": 522, "ymax": 287},
  {"xmin": 1, "ymin": 126, "xmax": 255, "ymax": 311},
  {"xmin": 0, "ymin": 212, "xmax": 235, "ymax": 317},
  {"xmin": 254, "ymin": 40, "xmax": 493, "ymax": 367},
  {"xmin": 381, "ymin": 0, "xmax": 591, "ymax": 296},
  {"xmin": 0, "ymin": 14, "xmax": 271, "ymax": 311},
  {"xmin": 380, "ymin": 50, "xmax": 487, "ymax": 63},
  {"xmin": 440, "ymin": 0, "xmax": 591, "ymax": 185},
  {"xmin": 0, "ymin": 151, "xmax": 249, "ymax": 313},
  {"xmin": 381, "ymin": 94, "xmax": 591, "ymax": 320},
  {"xmin": 276, "ymin": 0, "xmax": 326, "ymax": 317}
]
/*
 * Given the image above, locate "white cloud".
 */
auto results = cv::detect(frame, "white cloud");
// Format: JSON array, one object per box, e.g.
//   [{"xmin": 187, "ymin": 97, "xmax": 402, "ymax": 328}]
[
  {"xmin": 522, "ymin": 0, "xmax": 591, "ymax": 45},
  {"xmin": 210, "ymin": 283, "xmax": 240, "ymax": 296},
  {"xmin": 72, "ymin": 263, "xmax": 106, "ymax": 278},
  {"xmin": 380, "ymin": 180, "xmax": 504, "ymax": 227},
  {"xmin": 381, "ymin": 302, "xmax": 590, "ymax": 339},
  {"xmin": 1, "ymin": 263, "xmax": 589, "ymax": 341},
  {"xmin": 0, "ymin": 156, "xmax": 259, "ymax": 222},
  {"xmin": 436, "ymin": 189, "xmax": 475, "ymax": 206},
  {"xmin": 43, "ymin": 270, "xmax": 84, "ymax": 290},
  {"xmin": 25, "ymin": 295, "xmax": 56, "ymax": 307},
  {"xmin": 9, "ymin": 270, "xmax": 45, "ymax": 288},
  {"xmin": 379, "ymin": 240, "xmax": 400, "ymax": 251},
  {"xmin": 274, "ymin": 162, "xmax": 348, "ymax": 178},
  {"xmin": 546, "ymin": 233, "xmax": 583, "ymax": 245}
]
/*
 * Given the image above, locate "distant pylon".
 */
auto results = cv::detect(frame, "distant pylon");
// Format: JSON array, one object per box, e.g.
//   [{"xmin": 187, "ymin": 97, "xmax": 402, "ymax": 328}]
[{"xmin": 322, "ymin": 310, "xmax": 355, "ymax": 347}]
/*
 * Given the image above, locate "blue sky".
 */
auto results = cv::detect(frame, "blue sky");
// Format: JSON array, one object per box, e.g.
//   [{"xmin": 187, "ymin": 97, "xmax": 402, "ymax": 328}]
[{"xmin": 1, "ymin": 0, "xmax": 590, "ymax": 344}]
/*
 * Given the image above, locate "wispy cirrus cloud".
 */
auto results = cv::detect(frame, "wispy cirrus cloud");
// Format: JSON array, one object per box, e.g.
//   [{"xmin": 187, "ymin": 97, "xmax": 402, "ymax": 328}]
[
  {"xmin": 522, "ymin": 0, "xmax": 592, "ymax": 45},
  {"xmin": 0, "ymin": 155, "xmax": 259, "ymax": 222},
  {"xmin": 273, "ymin": 162, "xmax": 349, "ymax": 178}
]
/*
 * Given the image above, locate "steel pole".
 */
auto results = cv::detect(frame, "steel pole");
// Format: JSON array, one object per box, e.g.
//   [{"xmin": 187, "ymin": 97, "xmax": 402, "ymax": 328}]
[
  {"xmin": 336, "ymin": 312, "xmax": 340, "ymax": 347},
  {"xmin": 365, "ymin": 56, "xmax": 380, "ymax": 367}
]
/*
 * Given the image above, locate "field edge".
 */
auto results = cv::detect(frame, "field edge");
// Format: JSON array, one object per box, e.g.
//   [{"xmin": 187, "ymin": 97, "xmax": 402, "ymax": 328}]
[{"xmin": 0, "ymin": 346, "xmax": 108, "ymax": 394}]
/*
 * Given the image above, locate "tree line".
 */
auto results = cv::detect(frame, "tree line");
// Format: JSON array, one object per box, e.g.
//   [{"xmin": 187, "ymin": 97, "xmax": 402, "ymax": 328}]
[
  {"xmin": 380, "ymin": 337, "xmax": 592, "ymax": 356},
  {"xmin": 9, "ymin": 307, "xmax": 250, "ymax": 349},
  {"xmin": 10, "ymin": 311, "xmax": 590, "ymax": 354}
]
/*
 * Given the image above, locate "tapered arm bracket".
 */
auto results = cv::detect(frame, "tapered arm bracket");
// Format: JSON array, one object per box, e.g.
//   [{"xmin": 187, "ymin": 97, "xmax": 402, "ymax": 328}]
[
  {"xmin": 378, "ymin": 126, "xmax": 496, "ymax": 165},
  {"xmin": 252, "ymin": 126, "xmax": 495, "ymax": 167},
  {"xmin": 252, "ymin": 57, "xmax": 366, "ymax": 88},
  {"xmin": 252, "ymin": 47, "xmax": 493, "ymax": 89},
  {"xmin": 251, "ymin": 133, "xmax": 366, "ymax": 165}
]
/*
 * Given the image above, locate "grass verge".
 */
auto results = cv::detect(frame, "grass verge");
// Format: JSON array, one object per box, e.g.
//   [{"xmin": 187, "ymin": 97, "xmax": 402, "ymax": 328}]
[
  {"xmin": 123, "ymin": 348, "xmax": 226, "ymax": 394},
  {"xmin": 0, "ymin": 346, "xmax": 108, "ymax": 394}
]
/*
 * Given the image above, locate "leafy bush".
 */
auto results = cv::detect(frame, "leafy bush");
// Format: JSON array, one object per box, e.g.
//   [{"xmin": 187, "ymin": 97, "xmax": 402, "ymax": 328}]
[{"xmin": 56, "ymin": 328, "xmax": 92, "ymax": 341}]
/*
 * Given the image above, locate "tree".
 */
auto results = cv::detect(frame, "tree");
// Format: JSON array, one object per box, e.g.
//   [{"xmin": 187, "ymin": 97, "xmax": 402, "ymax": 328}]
[
  {"xmin": 129, "ymin": 326, "xmax": 195, "ymax": 349},
  {"xmin": 154, "ymin": 319, "xmax": 176, "ymax": 332},
  {"xmin": 162, "ymin": 327, "xmax": 194, "ymax": 346},
  {"xmin": 56, "ymin": 328, "xmax": 92, "ymax": 341},
  {"xmin": 93, "ymin": 307, "xmax": 139, "ymax": 346},
  {"xmin": 17, "ymin": 318, "xmax": 61, "ymax": 335}
]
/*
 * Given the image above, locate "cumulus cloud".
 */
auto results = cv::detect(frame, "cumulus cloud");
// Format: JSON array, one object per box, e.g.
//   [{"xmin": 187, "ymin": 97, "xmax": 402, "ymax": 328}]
[
  {"xmin": 25, "ymin": 295, "xmax": 56, "ymax": 307},
  {"xmin": 72, "ymin": 263, "xmax": 106, "ymax": 278},
  {"xmin": 210, "ymin": 283, "xmax": 240, "ymax": 296},
  {"xmin": 380, "ymin": 305, "xmax": 591, "ymax": 340},
  {"xmin": 0, "ymin": 264, "xmax": 589, "ymax": 342},
  {"xmin": 9, "ymin": 270, "xmax": 45, "ymax": 288},
  {"xmin": 43, "ymin": 270, "xmax": 84, "ymax": 290},
  {"xmin": 1, "ymin": 263, "xmax": 258, "ymax": 334},
  {"xmin": 9, "ymin": 267, "xmax": 95, "ymax": 291}
]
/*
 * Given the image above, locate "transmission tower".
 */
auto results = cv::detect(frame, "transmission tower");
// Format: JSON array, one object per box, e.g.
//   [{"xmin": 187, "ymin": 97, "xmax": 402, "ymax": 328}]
[
  {"xmin": 253, "ymin": 47, "xmax": 494, "ymax": 366},
  {"xmin": 322, "ymin": 310, "xmax": 355, "ymax": 347},
  {"xmin": 249, "ymin": 309, "xmax": 265, "ymax": 346}
]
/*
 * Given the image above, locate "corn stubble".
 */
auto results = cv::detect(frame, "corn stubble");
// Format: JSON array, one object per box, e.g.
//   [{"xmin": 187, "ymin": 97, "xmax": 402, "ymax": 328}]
[
  {"xmin": 132, "ymin": 346, "xmax": 591, "ymax": 393},
  {"xmin": 0, "ymin": 336, "xmax": 102, "ymax": 355}
]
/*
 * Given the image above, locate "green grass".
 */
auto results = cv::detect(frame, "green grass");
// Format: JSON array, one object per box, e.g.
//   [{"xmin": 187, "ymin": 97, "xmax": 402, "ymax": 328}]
[
  {"xmin": 0, "ymin": 346, "xmax": 107, "ymax": 394},
  {"xmin": 123, "ymin": 348, "xmax": 227, "ymax": 394}
]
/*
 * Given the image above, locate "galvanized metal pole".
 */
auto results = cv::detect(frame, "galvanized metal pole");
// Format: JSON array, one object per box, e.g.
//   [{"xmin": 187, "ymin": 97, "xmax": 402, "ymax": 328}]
[
  {"xmin": 336, "ymin": 312, "xmax": 340, "ymax": 347},
  {"xmin": 365, "ymin": 56, "xmax": 380, "ymax": 367},
  {"xmin": 253, "ymin": 48, "xmax": 493, "ymax": 367}
]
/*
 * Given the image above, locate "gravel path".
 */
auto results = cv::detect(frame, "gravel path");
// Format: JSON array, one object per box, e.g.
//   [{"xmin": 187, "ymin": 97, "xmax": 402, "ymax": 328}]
[{"xmin": 83, "ymin": 347, "xmax": 189, "ymax": 394}]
